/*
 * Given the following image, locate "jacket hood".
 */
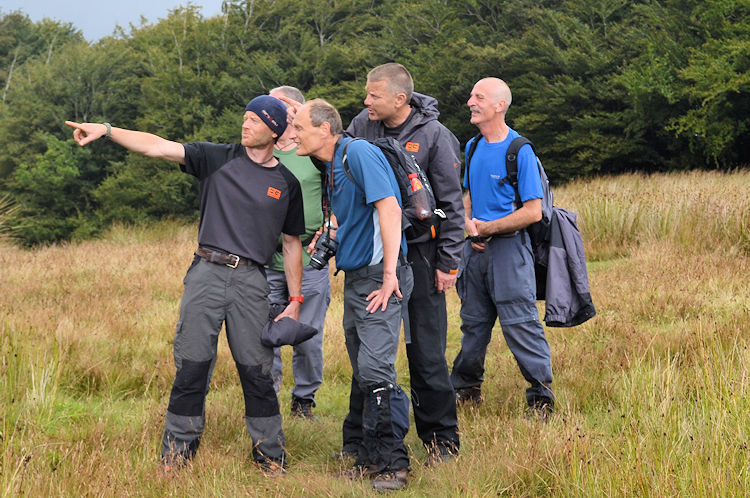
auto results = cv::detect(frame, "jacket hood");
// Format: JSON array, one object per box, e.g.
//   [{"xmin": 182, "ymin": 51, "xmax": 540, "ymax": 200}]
[{"xmin": 409, "ymin": 92, "xmax": 440, "ymax": 123}]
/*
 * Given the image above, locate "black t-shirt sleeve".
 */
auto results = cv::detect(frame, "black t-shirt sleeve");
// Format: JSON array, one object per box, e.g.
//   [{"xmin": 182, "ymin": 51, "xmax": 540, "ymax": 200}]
[
  {"xmin": 181, "ymin": 142, "xmax": 239, "ymax": 179},
  {"xmin": 278, "ymin": 164, "xmax": 306, "ymax": 236}
]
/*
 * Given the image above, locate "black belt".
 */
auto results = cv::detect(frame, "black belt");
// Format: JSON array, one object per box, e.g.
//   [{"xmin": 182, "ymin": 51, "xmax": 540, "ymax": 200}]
[
  {"xmin": 195, "ymin": 247, "xmax": 254, "ymax": 268},
  {"xmin": 467, "ymin": 231, "xmax": 519, "ymax": 244}
]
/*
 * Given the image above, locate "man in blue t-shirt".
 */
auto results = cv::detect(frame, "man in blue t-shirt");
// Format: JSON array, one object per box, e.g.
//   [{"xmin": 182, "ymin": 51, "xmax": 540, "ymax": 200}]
[
  {"xmin": 284, "ymin": 96, "xmax": 413, "ymax": 492},
  {"xmin": 451, "ymin": 77, "xmax": 555, "ymax": 420},
  {"xmin": 65, "ymin": 95, "xmax": 305, "ymax": 475}
]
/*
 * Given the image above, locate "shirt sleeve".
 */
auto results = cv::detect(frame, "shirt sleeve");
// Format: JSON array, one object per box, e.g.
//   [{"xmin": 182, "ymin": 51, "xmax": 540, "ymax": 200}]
[
  {"xmin": 181, "ymin": 142, "xmax": 235, "ymax": 179},
  {"xmin": 279, "ymin": 166, "xmax": 306, "ymax": 236}
]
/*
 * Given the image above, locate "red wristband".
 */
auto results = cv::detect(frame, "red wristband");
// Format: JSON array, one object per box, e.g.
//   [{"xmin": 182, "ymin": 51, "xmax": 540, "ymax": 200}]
[{"xmin": 288, "ymin": 295, "xmax": 304, "ymax": 304}]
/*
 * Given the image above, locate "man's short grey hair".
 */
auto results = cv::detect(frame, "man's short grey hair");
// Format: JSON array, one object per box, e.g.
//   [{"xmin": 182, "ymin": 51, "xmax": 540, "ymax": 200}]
[
  {"xmin": 367, "ymin": 62, "xmax": 413, "ymax": 102},
  {"xmin": 269, "ymin": 85, "xmax": 306, "ymax": 104},
  {"xmin": 306, "ymin": 98, "xmax": 343, "ymax": 135}
]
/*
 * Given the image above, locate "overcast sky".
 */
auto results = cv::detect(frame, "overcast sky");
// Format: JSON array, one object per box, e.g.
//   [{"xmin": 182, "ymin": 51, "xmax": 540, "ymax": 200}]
[{"xmin": 2, "ymin": 1, "xmax": 224, "ymax": 41}]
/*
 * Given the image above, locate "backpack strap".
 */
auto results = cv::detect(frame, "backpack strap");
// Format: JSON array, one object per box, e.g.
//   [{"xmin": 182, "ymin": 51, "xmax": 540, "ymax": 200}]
[
  {"xmin": 340, "ymin": 138, "xmax": 367, "ymax": 204},
  {"xmin": 464, "ymin": 133, "xmax": 482, "ymax": 193},
  {"xmin": 504, "ymin": 136, "xmax": 534, "ymax": 211},
  {"xmin": 341, "ymin": 138, "xmax": 361, "ymax": 188}
]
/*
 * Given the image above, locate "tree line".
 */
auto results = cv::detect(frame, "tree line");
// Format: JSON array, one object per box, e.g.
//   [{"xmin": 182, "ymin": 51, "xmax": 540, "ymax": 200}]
[{"xmin": 0, "ymin": 0, "xmax": 747, "ymax": 246}]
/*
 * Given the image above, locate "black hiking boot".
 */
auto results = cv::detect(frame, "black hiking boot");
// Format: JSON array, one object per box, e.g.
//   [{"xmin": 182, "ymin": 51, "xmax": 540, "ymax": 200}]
[
  {"xmin": 257, "ymin": 458, "xmax": 286, "ymax": 478},
  {"xmin": 331, "ymin": 447, "xmax": 359, "ymax": 460},
  {"xmin": 525, "ymin": 399, "xmax": 554, "ymax": 422},
  {"xmin": 425, "ymin": 442, "xmax": 457, "ymax": 467},
  {"xmin": 290, "ymin": 396, "xmax": 319, "ymax": 421},
  {"xmin": 455, "ymin": 386, "xmax": 483, "ymax": 406}
]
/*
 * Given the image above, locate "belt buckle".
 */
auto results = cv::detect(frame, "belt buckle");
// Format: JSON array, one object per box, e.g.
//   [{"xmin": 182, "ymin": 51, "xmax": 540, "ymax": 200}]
[{"xmin": 226, "ymin": 254, "xmax": 240, "ymax": 268}]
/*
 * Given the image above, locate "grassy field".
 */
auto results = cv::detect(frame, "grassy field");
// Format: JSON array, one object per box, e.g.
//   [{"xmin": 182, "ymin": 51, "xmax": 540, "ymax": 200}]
[{"xmin": 1, "ymin": 170, "xmax": 749, "ymax": 496}]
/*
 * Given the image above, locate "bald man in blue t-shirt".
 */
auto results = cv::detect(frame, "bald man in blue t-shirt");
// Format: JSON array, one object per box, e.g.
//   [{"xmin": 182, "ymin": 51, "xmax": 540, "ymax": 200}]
[{"xmin": 452, "ymin": 77, "xmax": 554, "ymax": 420}]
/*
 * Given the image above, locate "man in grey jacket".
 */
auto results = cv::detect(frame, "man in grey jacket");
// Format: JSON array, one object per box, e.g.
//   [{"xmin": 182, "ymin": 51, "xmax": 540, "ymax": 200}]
[{"xmin": 342, "ymin": 63, "xmax": 464, "ymax": 465}]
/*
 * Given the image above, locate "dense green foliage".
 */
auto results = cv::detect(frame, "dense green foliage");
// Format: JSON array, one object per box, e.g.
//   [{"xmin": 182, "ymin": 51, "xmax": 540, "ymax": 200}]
[{"xmin": 0, "ymin": 0, "xmax": 748, "ymax": 245}]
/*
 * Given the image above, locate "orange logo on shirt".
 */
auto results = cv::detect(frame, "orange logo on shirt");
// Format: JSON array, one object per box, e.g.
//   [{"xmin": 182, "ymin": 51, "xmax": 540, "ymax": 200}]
[
  {"xmin": 267, "ymin": 187, "xmax": 281, "ymax": 199},
  {"xmin": 405, "ymin": 142, "xmax": 420, "ymax": 153}
]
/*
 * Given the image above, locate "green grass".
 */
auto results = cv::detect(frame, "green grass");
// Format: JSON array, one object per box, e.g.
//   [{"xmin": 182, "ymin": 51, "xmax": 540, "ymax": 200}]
[{"xmin": 1, "ymin": 170, "xmax": 749, "ymax": 496}]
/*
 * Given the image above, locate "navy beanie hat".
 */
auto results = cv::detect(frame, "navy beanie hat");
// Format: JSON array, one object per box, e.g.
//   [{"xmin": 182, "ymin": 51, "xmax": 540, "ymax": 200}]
[{"xmin": 245, "ymin": 95, "xmax": 288, "ymax": 137}]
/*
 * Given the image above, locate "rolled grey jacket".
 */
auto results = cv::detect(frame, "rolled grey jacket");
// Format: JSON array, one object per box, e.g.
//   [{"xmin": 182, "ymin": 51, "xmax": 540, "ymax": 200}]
[
  {"xmin": 543, "ymin": 207, "xmax": 596, "ymax": 327},
  {"xmin": 346, "ymin": 92, "xmax": 465, "ymax": 273}
]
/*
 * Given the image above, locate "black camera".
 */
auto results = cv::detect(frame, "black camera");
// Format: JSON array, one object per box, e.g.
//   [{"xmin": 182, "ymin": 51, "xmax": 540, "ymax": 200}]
[{"xmin": 309, "ymin": 231, "xmax": 338, "ymax": 270}]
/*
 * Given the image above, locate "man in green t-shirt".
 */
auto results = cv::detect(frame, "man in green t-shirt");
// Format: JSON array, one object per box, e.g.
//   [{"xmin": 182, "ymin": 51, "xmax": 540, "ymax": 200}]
[{"xmin": 267, "ymin": 86, "xmax": 331, "ymax": 419}]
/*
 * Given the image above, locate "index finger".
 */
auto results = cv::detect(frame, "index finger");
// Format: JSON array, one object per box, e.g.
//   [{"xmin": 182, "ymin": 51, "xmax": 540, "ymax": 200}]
[
  {"xmin": 276, "ymin": 95, "xmax": 302, "ymax": 112},
  {"xmin": 64, "ymin": 120, "xmax": 82, "ymax": 129}
]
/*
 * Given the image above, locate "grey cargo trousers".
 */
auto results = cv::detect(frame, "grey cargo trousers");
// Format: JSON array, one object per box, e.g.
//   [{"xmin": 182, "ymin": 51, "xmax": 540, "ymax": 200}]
[
  {"xmin": 268, "ymin": 264, "xmax": 331, "ymax": 401},
  {"xmin": 451, "ymin": 235, "xmax": 554, "ymax": 406},
  {"xmin": 161, "ymin": 255, "xmax": 285, "ymax": 465}
]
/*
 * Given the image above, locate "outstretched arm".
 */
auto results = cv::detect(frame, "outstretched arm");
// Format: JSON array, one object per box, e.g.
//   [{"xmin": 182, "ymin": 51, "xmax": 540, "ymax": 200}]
[{"xmin": 64, "ymin": 121, "xmax": 185, "ymax": 164}]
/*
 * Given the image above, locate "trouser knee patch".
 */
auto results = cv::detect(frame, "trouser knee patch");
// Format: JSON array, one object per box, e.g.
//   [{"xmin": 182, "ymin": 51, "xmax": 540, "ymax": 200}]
[
  {"xmin": 236, "ymin": 362, "xmax": 279, "ymax": 418},
  {"xmin": 168, "ymin": 359, "xmax": 212, "ymax": 416}
]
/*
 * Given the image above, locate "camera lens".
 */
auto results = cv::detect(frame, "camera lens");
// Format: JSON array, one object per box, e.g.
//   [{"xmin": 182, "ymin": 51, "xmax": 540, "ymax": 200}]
[{"xmin": 309, "ymin": 232, "xmax": 337, "ymax": 270}]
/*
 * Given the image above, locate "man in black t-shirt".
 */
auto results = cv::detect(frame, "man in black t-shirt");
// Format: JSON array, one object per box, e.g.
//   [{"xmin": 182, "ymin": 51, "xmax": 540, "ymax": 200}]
[{"xmin": 66, "ymin": 95, "xmax": 305, "ymax": 475}]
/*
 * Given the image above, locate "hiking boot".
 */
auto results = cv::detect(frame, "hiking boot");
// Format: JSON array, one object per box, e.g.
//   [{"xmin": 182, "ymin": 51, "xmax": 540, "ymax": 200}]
[
  {"xmin": 290, "ymin": 396, "xmax": 319, "ymax": 421},
  {"xmin": 525, "ymin": 400, "xmax": 554, "ymax": 422},
  {"xmin": 159, "ymin": 454, "xmax": 189, "ymax": 475},
  {"xmin": 424, "ymin": 444, "xmax": 456, "ymax": 467},
  {"xmin": 371, "ymin": 469, "xmax": 408, "ymax": 492},
  {"xmin": 455, "ymin": 387, "xmax": 483, "ymax": 406},
  {"xmin": 333, "ymin": 464, "xmax": 376, "ymax": 480},
  {"xmin": 258, "ymin": 458, "xmax": 286, "ymax": 477},
  {"xmin": 331, "ymin": 447, "xmax": 359, "ymax": 460}
]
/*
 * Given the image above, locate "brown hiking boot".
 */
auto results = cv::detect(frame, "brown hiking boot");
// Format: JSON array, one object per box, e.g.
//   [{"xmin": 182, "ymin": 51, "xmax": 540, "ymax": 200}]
[
  {"xmin": 371, "ymin": 469, "xmax": 408, "ymax": 492},
  {"xmin": 455, "ymin": 387, "xmax": 483, "ymax": 406}
]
